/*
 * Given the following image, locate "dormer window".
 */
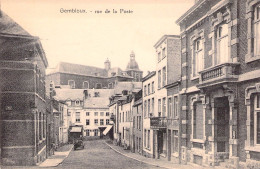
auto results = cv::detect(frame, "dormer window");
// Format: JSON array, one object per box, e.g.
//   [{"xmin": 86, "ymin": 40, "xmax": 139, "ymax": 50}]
[{"xmin": 75, "ymin": 100, "xmax": 80, "ymax": 106}]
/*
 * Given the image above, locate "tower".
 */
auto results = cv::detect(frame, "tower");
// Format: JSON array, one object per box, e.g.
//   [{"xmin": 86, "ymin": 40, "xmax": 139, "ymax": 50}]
[{"xmin": 104, "ymin": 58, "xmax": 111, "ymax": 71}]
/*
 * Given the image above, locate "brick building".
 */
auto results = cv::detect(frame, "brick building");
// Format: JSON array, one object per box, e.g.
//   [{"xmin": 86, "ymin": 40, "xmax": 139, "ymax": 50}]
[
  {"xmin": 176, "ymin": 0, "xmax": 260, "ymax": 168},
  {"xmin": 46, "ymin": 51, "xmax": 143, "ymax": 97},
  {"xmin": 0, "ymin": 12, "xmax": 48, "ymax": 165}
]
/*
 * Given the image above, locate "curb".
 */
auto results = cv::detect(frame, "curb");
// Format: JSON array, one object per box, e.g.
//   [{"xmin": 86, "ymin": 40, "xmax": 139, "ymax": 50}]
[{"xmin": 104, "ymin": 141, "xmax": 171, "ymax": 169}]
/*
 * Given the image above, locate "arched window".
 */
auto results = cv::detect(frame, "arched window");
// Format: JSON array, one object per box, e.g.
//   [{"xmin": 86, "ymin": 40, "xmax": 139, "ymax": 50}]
[
  {"xmin": 108, "ymin": 83, "xmax": 113, "ymax": 89},
  {"xmin": 83, "ymin": 81, "xmax": 89, "ymax": 89},
  {"xmin": 96, "ymin": 83, "xmax": 102, "ymax": 89}
]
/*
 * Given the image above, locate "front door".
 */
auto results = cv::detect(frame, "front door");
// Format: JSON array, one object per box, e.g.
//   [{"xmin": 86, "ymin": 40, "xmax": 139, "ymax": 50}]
[{"xmin": 215, "ymin": 97, "xmax": 230, "ymax": 160}]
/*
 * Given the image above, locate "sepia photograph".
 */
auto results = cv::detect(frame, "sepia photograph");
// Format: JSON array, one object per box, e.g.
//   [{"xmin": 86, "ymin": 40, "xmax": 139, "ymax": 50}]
[{"xmin": 0, "ymin": 0, "xmax": 260, "ymax": 168}]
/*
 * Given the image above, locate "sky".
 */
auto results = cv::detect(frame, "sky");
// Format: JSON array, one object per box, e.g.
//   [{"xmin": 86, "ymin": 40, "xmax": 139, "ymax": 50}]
[{"xmin": 1, "ymin": 0, "xmax": 194, "ymax": 75}]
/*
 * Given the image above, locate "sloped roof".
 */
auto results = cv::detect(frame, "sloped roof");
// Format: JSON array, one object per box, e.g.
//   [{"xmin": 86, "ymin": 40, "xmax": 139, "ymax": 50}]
[
  {"xmin": 48, "ymin": 62, "xmax": 108, "ymax": 77},
  {"xmin": 84, "ymin": 89, "xmax": 114, "ymax": 109},
  {"xmin": 0, "ymin": 12, "xmax": 31, "ymax": 36},
  {"xmin": 53, "ymin": 89, "xmax": 85, "ymax": 101},
  {"xmin": 113, "ymin": 82, "xmax": 142, "ymax": 95}
]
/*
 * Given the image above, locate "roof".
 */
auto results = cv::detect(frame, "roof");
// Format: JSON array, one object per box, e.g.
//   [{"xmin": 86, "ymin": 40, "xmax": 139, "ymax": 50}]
[
  {"xmin": 0, "ymin": 12, "xmax": 31, "ymax": 36},
  {"xmin": 176, "ymin": 0, "xmax": 206, "ymax": 25},
  {"xmin": 53, "ymin": 89, "xmax": 85, "ymax": 101},
  {"xmin": 48, "ymin": 62, "xmax": 108, "ymax": 77},
  {"xmin": 113, "ymin": 82, "xmax": 142, "ymax": 95},
  {"xmin": 142, "ymin": 71, "xmax": 156, "ymax": 82},
  {"xmin": 154, "ymin": 35, "xmax": 180, "ymax": 48},
  {"xmin": 133, "ymin": 98, "xmax": 142, "ymax": 106},
  {"xmin": 84, "ymin": 89, "xmax": 114, "ymax": 109}
]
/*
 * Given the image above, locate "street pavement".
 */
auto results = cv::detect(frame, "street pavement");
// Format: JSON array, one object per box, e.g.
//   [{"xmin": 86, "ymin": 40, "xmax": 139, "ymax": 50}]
[{"xmin": 57, "ymin": 139, "xmax": 161, "ymax": 169}]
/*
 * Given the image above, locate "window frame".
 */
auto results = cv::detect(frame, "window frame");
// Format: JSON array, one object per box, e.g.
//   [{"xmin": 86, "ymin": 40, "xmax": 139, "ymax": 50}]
[
  {"xmin": 83, "ymin": 81, "xmax": 89, "ymax": 89},
  {"xmin": 254, "ymin": 94, "xmax": 260, "ymax": 145}
]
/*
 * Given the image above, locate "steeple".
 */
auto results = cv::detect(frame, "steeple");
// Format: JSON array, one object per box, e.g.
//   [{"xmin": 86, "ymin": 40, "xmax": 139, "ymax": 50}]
[
  {"xmin": 104, "ymin": 58, "xmax": 111, "ymax": 71},
  {"xmin": 126, "ymin": 51, "xmax": 139, "ymax": 71}
]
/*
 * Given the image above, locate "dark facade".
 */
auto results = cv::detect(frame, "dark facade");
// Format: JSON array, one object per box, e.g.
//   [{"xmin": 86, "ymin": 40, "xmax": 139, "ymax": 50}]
[
  {"xmin": 176, "ymin": 0, "xmax": 260, "ymax": 168},
  {"xmin": 0, "ymin": 12, "xmax": 48, "ymax": 165}
]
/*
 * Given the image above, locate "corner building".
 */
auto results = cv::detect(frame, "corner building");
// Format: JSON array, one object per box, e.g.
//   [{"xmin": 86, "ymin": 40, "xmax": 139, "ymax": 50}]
[{"xmin": 176, "ymin": 0, "xmax": 260, "ymax": 168}]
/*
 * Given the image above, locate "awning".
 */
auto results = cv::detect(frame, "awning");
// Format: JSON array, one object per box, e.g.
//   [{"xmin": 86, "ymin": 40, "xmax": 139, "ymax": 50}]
[
  {"xmin": 103, "ymin": 125, "xmax": 113, "ymax": 135},
  {"xmin": 70, "ymin": 127, "xmax": 82, "ymax": 133}
]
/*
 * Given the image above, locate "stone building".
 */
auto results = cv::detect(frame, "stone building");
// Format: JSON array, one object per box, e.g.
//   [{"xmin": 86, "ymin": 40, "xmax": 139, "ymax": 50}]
[
  {"xmin": 176, "ymin": 0, "xmax": 260, "ymax": 168},
  {"xmin": 46, "ymin": 51, "xmax": 143, "ymax": 97},
  {"xmin": 0, "ymin": 12, "xmax": 48, "ymax": 165}
]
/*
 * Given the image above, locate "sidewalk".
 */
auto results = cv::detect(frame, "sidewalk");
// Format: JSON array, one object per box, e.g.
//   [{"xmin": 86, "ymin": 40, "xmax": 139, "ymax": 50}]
[
  {"xmin": 38, "ymin": 144, "xmax": 73, "ymax": 168},
  {"xmin": 104, "ymin": 141, "xmax": 206, "ymax": 169}
]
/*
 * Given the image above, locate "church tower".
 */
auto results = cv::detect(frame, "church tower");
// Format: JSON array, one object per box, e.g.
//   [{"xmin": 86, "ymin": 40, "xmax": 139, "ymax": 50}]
[
  {"xmin": 104, "ymin": 58, "xmax": 111, "ymax": 71},
  {"xmin": 125, "ymin": 51, "xmax": 143, "ymax": 82}
]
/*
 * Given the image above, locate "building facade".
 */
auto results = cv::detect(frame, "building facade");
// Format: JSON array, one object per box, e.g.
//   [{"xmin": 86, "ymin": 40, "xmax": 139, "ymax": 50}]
[
  {"xmin": 176, "ymin": 0, "xmax": 260, "ymax": 168},
  {"xmin": 46, "ymin": 52, "xmax": 143, "ymax": 97},
  {"xmin": 0, "ymin": 12, "xmax": 48, "ymax": 165}
]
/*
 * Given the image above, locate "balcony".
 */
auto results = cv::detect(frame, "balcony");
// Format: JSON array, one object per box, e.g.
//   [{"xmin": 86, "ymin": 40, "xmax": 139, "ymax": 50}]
[
  {"xmin": 198, "ymin": 62, "xmax": 240, "ymax": 88},
  {"xmin": 150, "ymin": 117, "xmax": 167, "ymax": 129}
]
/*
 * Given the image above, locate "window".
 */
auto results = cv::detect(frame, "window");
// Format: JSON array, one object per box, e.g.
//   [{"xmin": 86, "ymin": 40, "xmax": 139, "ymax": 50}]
[
  {"xmin": 94, "ymin": 119, "xmax": 98, "ymax": 125},
  {"xmin": 254, "ymin": 94, "xmax": 260, "ymax": 145},
  {"xmin": 96, "ymin": 83, "xmax": 102, "ymax": 89},
  {"xmin": 100, "ymin": 119, "xmax": 104, "ymax": 125},
  {"xmin": 144, "ymin": 85, "xmax": 147, "ymax": 96},
  {"xmin": 144, "ymin": 101, "xmax": 147, "ymax": 117},
  {"xmin": 100, "ymin": 112, "xmax": 104, "ymax": 116},
  {"xmin": 172, "ymin": 130, "xmax": 179, "ymax": 153},
  {"xmin": 94, "ymin": 129, "xmax": 98, "ymax": 136},
  {"xmin": 162, "ymin": 48, "xmax": 166, "ymax": 59},
  {"xmin": 67, "ymin": 112, "xmax": 71, "ymax": 116},
  {"xmin": 106, "ymin": 112, "xmax": 109, "ymax": 116},
  {"xmin": 158, "ymin": 52, "xmax": 161, "ymax": 62},
  {"xmin": 193, "ymin": 102, "xmax": 203, "ymax": 139},
  {"xmin": 158, "ymin": 70, "xmax": 161, "ymax": 89},
  {"xmin": 86, "ymin": 119, "xmax": 90, "ymax": 125},
  {"xmin": 148, "ymin": 130, "xmax": 150, "ymax": 149},
  {"xmin": 254, "ymin": 4, "xmax": 260, "ymax": 57},
  {"xmin": 144, "ymin": 129, "xmax": 147, "ymax": 147},
  {"xmin": 162, "ymin": 97, "xmax": 166, "ymax": 117},
  {"xmin": 83, "ymin": 81, "xmax": 89, "ymax": 89},
  {"xmin": 151, "ymin": 98, "xmax": 154, "ymax": 115},
  {"xmin": 75, "ymin": 100, "xmax": 80, "ymax": 106},
  {"xmin": 193, "ymin": 38, "xmax": 203, "ymax": 77},
  {"xmin": 148, "ymin": 84, "xmax": 150, "ymax": 95},
  {"xmin": 168, "ymin": 97, "xmax": 172, "ymax": 118},
  {"xmin": 216, "ymin": 24, "xmax": 229, "ymax": 64},
  {"xmin": 68, "ymin": 80, "xmax": 75, "ymax": 89},
  {"xmin": 173, "ymin": 96, "xmax": 178, "ymax": 118},
  {"xmin": 76, "ymin": 112, "xmax": 80, "ymax": 122},
  {"xmin": 148, "ymin": 99, "xmax": 150, "ymax": 115},
  {"xmin": 126, "ymin": 111, "xmax": 128, "ymax": 121},
  {"xmin": 152, "ymin": 82, "xmax": 154, "ymax": 93},
  {"xmin": 94, "ymin": 112, "xmax": 98, "ymax": 116},
  {"xmin": 123, "ymin": 112, "xmax": 124, "ymax": 122},
  {"xmin": 106, "ymin": 119, "xmax": 110, "ymax": 125},
  {"xmin": 86, "ymin": 112, "xmax": 90, "ymax": 116},
  {"xmin": 162, "ymin": 67, "xmax": 166, "ymax": 87},
  {"xmin": 120, "ymin": 113, "xmax": 121, "ymax": 123},
  {"xmin": 39, "ymin": 112, "xmax": 42, "ymax": 140},
  {"xmin": 108, "ymin": 83, "xmax": 113, "ymax": 89},
  {"xmin": 158, "ymin": 99, "xmax": 161, "ymax": 117},
  {"xmin": 86, "ymin": 129, "xmax": 90, "ymax": 136}
]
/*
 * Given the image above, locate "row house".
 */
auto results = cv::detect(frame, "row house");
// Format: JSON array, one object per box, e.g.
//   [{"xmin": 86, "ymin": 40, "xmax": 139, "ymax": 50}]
[
  {"xmin": 108, "ymin": 82, "xmax": 142, "ymax": 148},
  {"xmin": 0, "ymin": 12, "xmax": 48, "ymax": 165},
  {"xmin": 132, "ymin": 90, "xmax": 143, "ymax": 154},
  {"xmin": 142, "ymin": 35, "xmax": 181, "ymax": 160},
  {"xmin": 176, "ymin": 0, "xmax": 260, "ymax": 168}
]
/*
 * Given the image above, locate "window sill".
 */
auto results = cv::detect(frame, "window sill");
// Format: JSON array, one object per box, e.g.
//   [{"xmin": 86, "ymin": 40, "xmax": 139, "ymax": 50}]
[
  {"xmin": 191, "ymin": 138, "xmax": 205, "ymax": 143},
  {"xmin": 245, "ymin": 53, "xmax": 260, "ymax": 63},
  {"xmin": 245, "ymin": 146, "xmax": 260, "ymax": 153},
  {"xmin": 190, "ymin": 76, "xmax": 199, "ymax": 81}
]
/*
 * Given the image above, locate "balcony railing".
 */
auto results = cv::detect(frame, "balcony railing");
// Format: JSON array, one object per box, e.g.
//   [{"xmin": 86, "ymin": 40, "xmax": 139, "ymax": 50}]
[
  {"xmin": 198, "ymin": 62, "xmax": 240, "ymax": 87},
  {"xmin": 150, "ymin": 117, "xmax": 167, "ymax": 129}
]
